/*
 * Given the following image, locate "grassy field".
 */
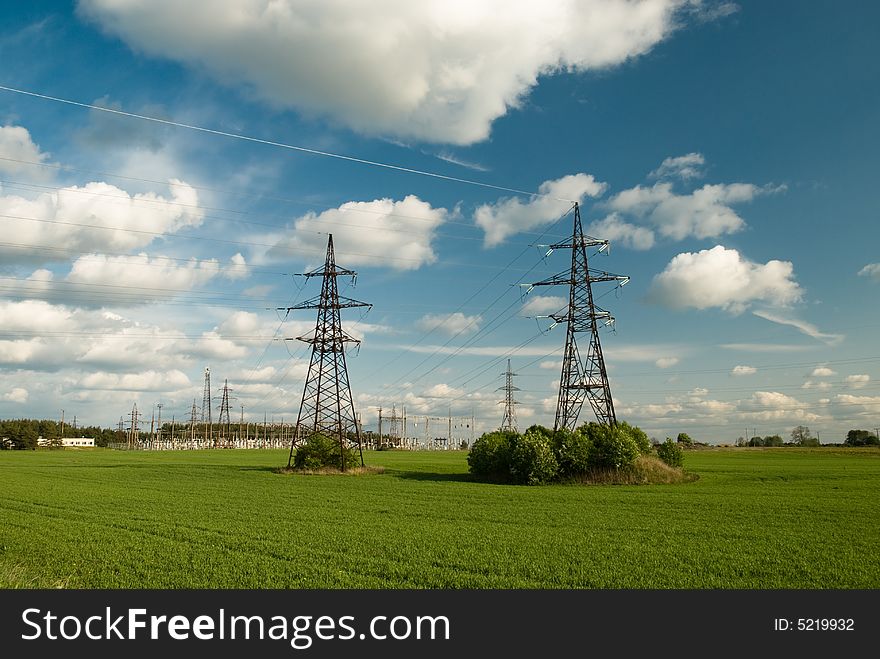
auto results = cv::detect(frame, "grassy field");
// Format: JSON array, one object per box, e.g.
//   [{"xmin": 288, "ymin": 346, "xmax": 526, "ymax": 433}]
[{"xmin": 1, "ymin": 447, "xmax": 878, "ymax": 588}]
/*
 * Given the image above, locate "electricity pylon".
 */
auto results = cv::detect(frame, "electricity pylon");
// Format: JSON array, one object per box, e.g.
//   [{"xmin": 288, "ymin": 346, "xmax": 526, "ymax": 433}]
[
  {"xmin": 201, "ymin": 367, "xmax": 212, "ymax": 444},
  {"xmin": 527, "ymin": 202, "xmax": 629, "ymax": 430},
  {"xmin": 284, "ymin": 234, "xmax": 371, "ymax": 470},
  {"xmin": 217, "ymin": 379, "xmax": 233, "ymax": 446},
  {"xmin": 498, "ymin": 358, "xmax": 519, "ymax": 432}
]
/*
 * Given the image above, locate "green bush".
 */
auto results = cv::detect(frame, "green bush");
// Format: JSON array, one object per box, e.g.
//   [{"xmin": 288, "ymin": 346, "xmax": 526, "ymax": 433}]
[
  {"xmin": 554, "ymin": 428, "xmax": 591, "ymax": 477},
  {"xmin": 293, "ymin": 433, "xmax": 360, "ymax": 470},
  {"xmin": 618, "ymin": 420, "xmax": 651, "ymax": 455},
  {"xmin": 509, "ymin": 429, "xmax": 559, "ymax": 485},
  {"xmin": 467, "ymin": 430, "xmax": 517, "ymax": 479},
  {"xmin": 656, "ymin": 438, "xmax": 683, "ymax": 468},
  {"xmin": 588, "ymin": 424, "xmax": 640, "ymax": 470},
  {"xmin": 676, "ymin": 432, "xmax": 694, "ymax": 446}
]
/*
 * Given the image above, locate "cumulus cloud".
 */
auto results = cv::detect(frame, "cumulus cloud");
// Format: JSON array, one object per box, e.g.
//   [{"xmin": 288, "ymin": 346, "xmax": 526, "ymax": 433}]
[
  {"xmin": 802, "ymin": 380, "xmax": 832, "ymax": 391},
  {"xmin": 264, "ymin": 195, "xmax": 446, "ymax": 270},
  {"xmin": 1, "ymin": 387, "xmax": 29, "ymax": 403},
  {"xmin": 858, "ymin": 263, "xmax": 880, "ymax": 281},
  {"xmin": 606, "ymin": 181, "xmax": 775, "ymax": 241},
  {"xmin": 415, "ymin": 312, "xmax": 482, "ymax": 336},
  {"xmin": 731, "ymin": 365, "xmax": 757, "ymax": 376},
  {"xmin": 649, "ymin": 152, "xmax": 705, "ymax": 180},
  {"xmin": 810, "ymin": 366, "xmax": 836, "ymax": 377},
  {"xmin": 77, "ymin": 369, "xmax": 191, "ymax": 392},
  {"xmin": 0, "ymin": 179, "xmax": 204, "ymax": 265},
  {"xmin": 587, "ymin": 213, "xmax": 655, "ymax": 250},
  {"xmin": 520, "ymin": 295, "xmax": 567, "ymax": 317},
  {"xmin": 655, "ymin": 357, "xmax": 679, "ymax": 368},
  {"xmin": 648, "ymin": 246, "xmax": 802, "ymax": 313},
  {"xmin": 845, "ymin": 374, "xmax": 870, "ymax": 389},
  {"xmin": 737, "ymin": 390, "xmax": 824, "ymax": 423},
  {"xmin": 79, "ymin": 0, "xmax": 694, "ymax": 144},
  {"xmin": 475, "ymin": 174, "xmax": 606, "ymax": 246},
  {"xmin": 0, "ymin": 125, "xmax": 51, "ymax": 178},
  {"xmin": 833, "ymin": 394, "xmax": 880, "ymax": 417}
]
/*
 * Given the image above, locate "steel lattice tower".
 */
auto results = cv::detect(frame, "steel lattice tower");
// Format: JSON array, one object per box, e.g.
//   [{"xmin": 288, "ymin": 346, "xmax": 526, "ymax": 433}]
[
  {"xmin": 201, "ymin": 367, "xmax": 212, "ymax": 443},
  {"xmin": 498, "ymin": 358, "xmax": 520, "ymax": 432},
  {"xmin": 217, "ymin": 379, "xmax": 233, "ymax": 444},
  {"xmin": 285, "ymin": 235, "xmax": 371, "ymax": 469},
  {"xmin": 529, "ymin": 203, "xmax": 629, "ymax": 430}
]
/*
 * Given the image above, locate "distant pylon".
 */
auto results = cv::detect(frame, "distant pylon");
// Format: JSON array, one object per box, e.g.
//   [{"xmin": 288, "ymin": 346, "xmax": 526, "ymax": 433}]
[
  {"xmin": 201, "ymin": 367, "xmax": 212, "ymax": 443},
  {"xmin": 188, "ymin": 399, "xmax": 199, "ymax": 442},
  {"xmin": 217, "ymin": 379, "xmax": 233, "ymax": 445},
  {"xmin": 527, "ymin": 202, "xmax": 629, "ymax": 430},
  {"xmin": 128, "ymin": 403, "xmax": 141, "ymax": 448},
  {"xmin": 498, "ymin": 358, "xmax": 520, "ymax": 432},
  {"xmin": 283, "ymin": 234, "xmax": 371, "ymax": 470}
]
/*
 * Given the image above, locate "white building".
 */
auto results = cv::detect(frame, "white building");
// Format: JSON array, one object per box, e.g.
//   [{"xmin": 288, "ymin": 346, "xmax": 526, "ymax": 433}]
[{"xmin": 37, "ymin": 436, "xmax": 96, "ymax": 447}]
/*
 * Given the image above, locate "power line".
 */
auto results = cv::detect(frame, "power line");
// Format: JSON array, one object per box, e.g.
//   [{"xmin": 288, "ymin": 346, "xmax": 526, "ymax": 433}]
[{"xmin": 0, "ymin": 84, "xmax": 576, "ymax": 202}]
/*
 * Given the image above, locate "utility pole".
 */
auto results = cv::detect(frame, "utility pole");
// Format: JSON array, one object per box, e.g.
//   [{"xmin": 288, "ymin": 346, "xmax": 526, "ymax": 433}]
[
  {"xmin": 149, "ymin": 406, "xmax": 155, "ymax": 447},
  {"xmin": 240, "ymin": 404, "xmax": 245, "ymax": 442},
  {"xmin": 282, "ymin": 234, "xmax": 371, "ymax": 470},
  {"xmin": 498, "ymin": 358, "xmax": 520, "ymax": 432},
  {"xmin": 189, "ymin": 399, "xmax": 198, "ymax": 443},
  {"xmin": 60, "ymin": 409, "xmax": 65, "ymax": 441},
  {"xmin": 526, "ymin": 202, "xmax": 628, "ymax": 430},
  {"xmin": 378, "ymin": 407, "xmax": 383, "ymax": 450}
]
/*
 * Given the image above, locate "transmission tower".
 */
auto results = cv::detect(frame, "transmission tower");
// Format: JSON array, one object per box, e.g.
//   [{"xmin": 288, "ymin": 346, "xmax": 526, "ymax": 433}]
[
  {"xmin": 201, "ymin": 367, "xmax": 212, "ymax": 443},
  {"xmin": 527, "ymin": 202, "xmax": 629, "ymax": 430},
  {"xmin": 498, "ymin": 358, "xmax": 520, "ymax": 432},
  {"xmin": 188, "ymin": 399, "xmax": 199, "ymax": 443},
  {"xmin": 283, "ymin": 234, "xmax": 371, "ymax": 470},
  {"xmin": 128, "ymin": 403, "xmax": 141, "ymax": 448},
  {"xmin": 217, "ymin": 379, "xmax": 233, "ymax": 445}
]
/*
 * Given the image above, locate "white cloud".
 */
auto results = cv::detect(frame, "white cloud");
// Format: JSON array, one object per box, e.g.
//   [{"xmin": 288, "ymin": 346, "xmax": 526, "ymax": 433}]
[
  {"xmin": 415, "ymin": 312, "xmax": 482, "ymax": 336},
  {"xmin": 731, "ymin": 365, "xmax": 757, "ymax": 376},
  {"xmin": 0, "ymin": 125, "xmax": 51, "ymax": 178},
  {"xmin": 858, "ymin": 263, "xmax": 880, "ymax": 281},
  {"xmin": 737, "ymin": 391, "xmax": 824, "ymax": 423},
  {"xmin": 802, "ymin": 380, "xmax": 832, "ymax": 391},
  {"xmin": 539, "ymin": 360, "xmax": 561, "ymax": 370},
  {"xmin": 720, "ymin": 343, "xmax": 812, "ymax": 353},
  {"xmin": 475, "ymin": 174, "xmax": 606, "ymax": 246},
  {"xmin": 607, "ymin": 181, "xmax": 774, "ymax": 241},
  {"xmin": 587, "ymin": 213, "xmax": 655, "ymax": 250},
  {"xmin": 80, "ymin": 0, "xmax": 693, "ymax": 144},
  {"xmin": 264, "ymin": 195, "xmax": 446, "ymax": 270},
  {"xmin": 78, "ymin": 370, "xmax": 191, "ymax": 392},
  {"xmin": 520, "ymin": 295, "xmax": 567, "ymax": 317},
  {"xmin": 810, "ymin": 366, "xmax": 836, "ymax": 377},
  {"xmin": 648, "ymin": 246, "xmax": 802, "ymax": 313},
  {"xmin": 833, "ymin": 394, "xmax": 880, "ymax": 417},
  {"xmin": 0, "ymin": 179, "xmax": 204, "ymax": 264},
  {"xmin": 1, "ymin": 387, "xmax": 29, "ymax": 403},
  {"xmin": 655, "ymin": 357, "xmax": 679, "ymax": 369},
  {"xmin": 649, "ymin": 152, "xmax": 705, "ymax": 180},
  {"xmin": 845, "ymin": 374, "xmax": 870, "ymax": 389},
  {"xmin": 752, "ymin": 310, "xmax": 843, "ymax": 345}
]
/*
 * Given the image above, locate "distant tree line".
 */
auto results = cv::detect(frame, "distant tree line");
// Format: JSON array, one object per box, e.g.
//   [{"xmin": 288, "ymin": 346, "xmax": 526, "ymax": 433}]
[
  {"xmin": 734, "ymin": 425, "xmax": 878, "ymax": 447},
  {"xmin": 0, "ymin": 418, "xmax": 117, "ymax": 450}
]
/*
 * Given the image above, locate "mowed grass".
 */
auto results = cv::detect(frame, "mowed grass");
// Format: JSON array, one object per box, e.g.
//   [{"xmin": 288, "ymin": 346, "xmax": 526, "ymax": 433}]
[{"xmin": 1, "ymin": 447, "xmax": 878, "ymax": 588}]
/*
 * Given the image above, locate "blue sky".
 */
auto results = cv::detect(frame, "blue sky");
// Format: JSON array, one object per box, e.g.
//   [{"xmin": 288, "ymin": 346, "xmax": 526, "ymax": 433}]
[{"xmin": 0, "ymin": 0, "xmax": 878, "ymax": 443}]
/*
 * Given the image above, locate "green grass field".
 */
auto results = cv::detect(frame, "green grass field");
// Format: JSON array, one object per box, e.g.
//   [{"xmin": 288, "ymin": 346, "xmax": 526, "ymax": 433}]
[{"xmin": 1, "ymin": 447, "xmax": 878, "ymax": 588}]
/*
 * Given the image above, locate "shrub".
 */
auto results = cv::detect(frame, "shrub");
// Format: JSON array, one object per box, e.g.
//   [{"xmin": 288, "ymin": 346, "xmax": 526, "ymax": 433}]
[
  {"xmin": 656, "ymin": 438, "xmax": 683, "ymax": 468},
  {"xmin": 618, "ymin": 421, "xmax": 651, "ymax": 455},
  {"xmin": 293, "ymin": 433, "xmax": 360, "ymax": 471},
  {"xmin": 553, "ymin": 428, "xmax": 591, "ymax": 477},
  {"xmin": 676, "ymin": 432, "xmax": 694, "ymax": 447},
  {"xmin": 467, "ymin": 430, "xmax": 517, "ymax": 480},
  {"xmin": 588, "ymin": 424, "xmax": 639, "ymax": 470},
  {"xmin": 509, "ymin": 429, "xmax": 559, "ymax": 485}
]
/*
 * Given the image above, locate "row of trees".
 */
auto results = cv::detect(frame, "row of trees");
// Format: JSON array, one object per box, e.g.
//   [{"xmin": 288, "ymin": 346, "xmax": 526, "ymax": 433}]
[
  {"xmin": 0, "ymin": 418, "xmax": 117, "ymax": 450},
  {"xmin": 734, "ymin": 425, "xmax": 879, "ymax": 447}
]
